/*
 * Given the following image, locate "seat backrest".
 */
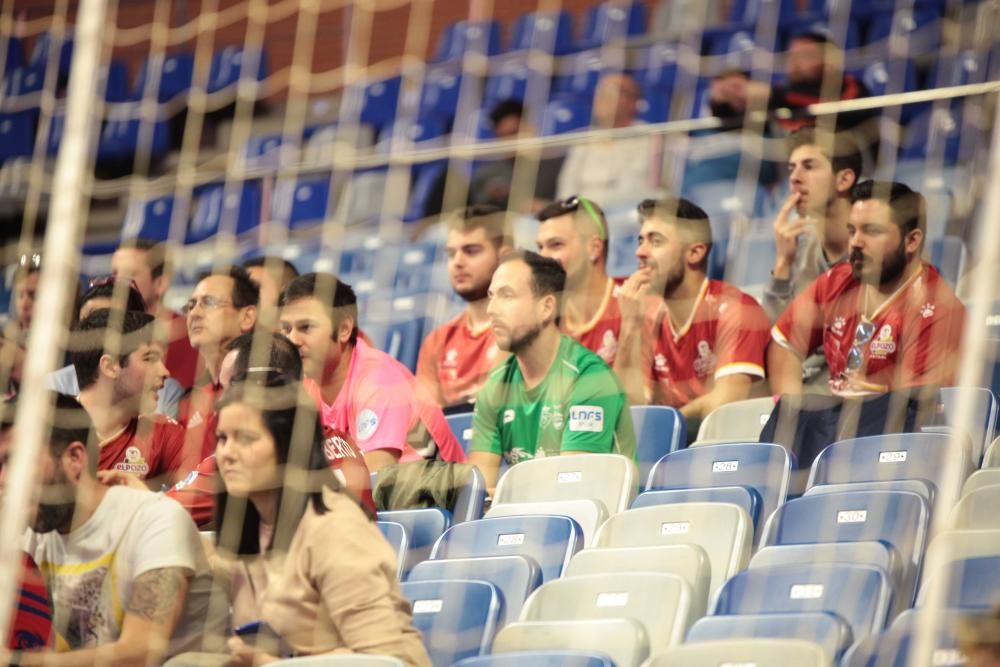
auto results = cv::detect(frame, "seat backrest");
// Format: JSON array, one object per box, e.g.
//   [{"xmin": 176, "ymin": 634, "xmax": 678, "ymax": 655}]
[
  {"xmin": 962, "ymin": 468, "xmax": 1000, "ymax": 498},
  {"xmin": 565, "ymin": 544, "xmax": 710, "ymax": 619},
  {"xmin": 841, "ymin": 615, "xmax": 965, "ymax": 667},
  {"xmin": 407, "ymin": 555, "xmax": 542, "ymax": 628},
  {"xmin": 378, "ymin": 508, "xmax": 451, "ymax": 577},
  {"xmin": 594, "ymin": 502, "xmax": 752, "ymax": 601},
  {"xmin": 539, "ymin": 98, "xmax": 592, "ymax": 136},
  {"xmin": 445, "ymin": 413, "xmax": 474, "ymax": 454},
  {"xmin": 940, "ymin": 386, "xmax": 998, "ymax": 465},
  {"xmin": 402, "ymin": 579, "xmax": 501, "ymax": 666},
  {"xmin": 686, "ymin": 613, "xmax": 850, "ymax": 663},
  {"xmin": 924, "ymin": 529, "xmax": 1000, "ymax": 570},
  {"xmin": 519, "ymin": 573, "xmax": 693, "ymax": 653},
  {"xmin": 453, "ymin": 651, "xmax": 614, "ymax": 667},
  {"xmin": 649, "ymin": 638, "xmax": 830, "ymax": 667},
  {"xmin": 271, "ymin": 655, "xmax": 405, "ymax": 667},
  {"xmin": 950, "ymin": 485, "xmax": 1000, "ymax": 530},
  {"xmin": 493, "ymin": 454, "xmax": 639, "ymax": 514},
  {"xmin": 804, "ymin": 479, "xmax": 934, "ymax": 506},
  {"xmin": 581, "ymin": 1, "xmax": 646, "ymax": 46},
  {"xmin": 629, "ymin": 405, "xmax": 685, "ymax": 486},
  {"xmin": 751, "ymin": 542, "xmax": 899, "ymax": 589},
  {"xmin": 632, "ymin": 487, "xmax": 759, "ymax": 530},
  {"xmin": 376, "ymin": 521, "xmax": 407, "ymax": 579},
  {"xmin": 646, "ymin": 442, "xmax": 791, "ymax": 538},
  {"xmin": 431, "ymin": 515, "xmax": 583, "ymax": 583},
  {"xmin": 486, "ymin": 500, "xmax": 609, "ymax": 548},
  {"xmin": 762, "ymin": 490, "xmax": 929, "ymax": 608},
  {"xmin": 492, "ymin": 618, "xmax": 650, "ymax": 667},
  {"xmin": 918, "ymin": 555, "xmax": 1000, "ymax": 611},
  {"xmin": 509, "ymin": 10, "xmax": 575, "ymax": 55},
  {"xmin": 713, "ymin": 563, "xmax": 892, "ymax": 642},
  {"xmin": 696, "ymin": 397, "xmax": 775, "ymax": 442}
]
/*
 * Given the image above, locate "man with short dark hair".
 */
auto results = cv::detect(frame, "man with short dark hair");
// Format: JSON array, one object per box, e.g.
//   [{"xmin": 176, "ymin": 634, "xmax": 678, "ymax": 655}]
[
  {"xmin": 615, "ymin": 197, "xmax": 770, "ymax": 426},
  {"xmin": 469, "ymin": 251, "xmax": 636, "ymax": 489},
  {"xmin": 241, "ymin": 255, "xmax": 300, "ymax": 330},
  {"xmin": 279, "ymin": 273, "xmax": 464, "ymax": 472},
  {"xmin": 769, "ymin": 181, "xmax": 965, "ymax": 395},
  {"xmin": 536, "ymin": 195, "xmax": 624, "ymax": 365},
  {"xmin": 417, "ymin": 206, "xmax": 512, "ymax": 407},
  {"xmin": 0, "ymin": 393, "xmax": 225, "ymax": 664}
]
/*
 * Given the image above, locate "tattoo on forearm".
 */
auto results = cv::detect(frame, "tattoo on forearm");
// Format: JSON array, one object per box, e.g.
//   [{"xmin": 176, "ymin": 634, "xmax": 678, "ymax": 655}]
[{"xmin": 125, "ymin": 567, "xmax": 185, "ymax": 623}]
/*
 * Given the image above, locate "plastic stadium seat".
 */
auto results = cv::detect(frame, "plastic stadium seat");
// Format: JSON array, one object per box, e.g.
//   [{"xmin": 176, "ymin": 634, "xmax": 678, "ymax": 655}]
[
  {"xmin": 350, "ymin": 76, "xmax": 401, "ymax": 132},
  {"xmin": 950, "ymin": 485, "xmax": 1000, "ymax": 530},
  {"xmin": 431, "ymin": 515, "xmax": 583, "ymax": 583},
  {"xmin": 454, "ymin": 651, "xmax": 615, "ymax": 667},
  {"xmin": 919, "ymin": 555, "xmax": 1000, "ymax": 611},
  {"xmin": 27, "ymin": 32, "xmax": 73, "ymax": 80},
  {"xmin": 804, "ymin": 478, "xmax": 935, "ymax": 506},
  {"xmin": 929, "ymin": 48, "xmax": 992, "ymax": 89},
  {"xmin": 492, "ymin": 454, "xmax": 639, "ymax": 515},
  {"xmin": 553, "ymin": 50, "xmax": 609, "ymax": 101},
  {"xmin": 96, "ymin": 117, "xmax": 171, "ymax": 166},
  {"xmin": 270, "ymin": 176, "xmax": 333, "ymax": 229},
  {"xmin": 433, "ymin": 20, "xmax": 502, "ymax": 62},
  {"xmin": 988, "ymin": 435, "xmax": 1000, "ymax": 468},
  {"xmin": 924, "ymin": 529, "xmax": 1000, "ymax": 575},
  {"xmin": 686, "ymin": 613, "xmax": 851, "ymax": 663},
  {"xmin": 378, "ymin": 508, "xmax": 451, "ymax": 577},
  {"xmin": 939, "ymin": 386, "xmax": 997, "ymax": 466},
  {"xmin": 631, "ymin": 487, "xmax": 759, "ymax": 529},
  {"xmin": 646, "ymin": 442, "xmax": 792, "ymax": 539},
  {"xmin": 594, "ymin": 502, "xmax": 753, "ymax": 601},
  {"xmin": 486, "ymin": 500, "xmax": 608, "ymax": 548},
  {"xmin": 696, "ymin": 397, "xmax": 775, "ymax": 442},
  {"xmin": 376, "ymin": 521, "xmax": 407, "ymax": 579},
  {"xmin": 445, "ymin": 413, "xmax": 474, "ymax": 453},
  {"xmin": 418, "ymin": 67, "xmax": 462, "ymax": 121},
  {"xmin": 866, "ymin": 8, "xmax": 942, "ymax": 53},
  {"xmin": 131, "ymin": 52, "xmax": 194, "ymax": 103},
  {"xmin": 931, "ymin": 236, "xmax": 967, "ymax": 287},
  {"xmin": 402, "ymin": 161, "xmax": 447, "ymax": 223},
  {"xmin": 0, "ymin": 35, "xmax": 24, "ymax": 77},
  {"xmin": 509, "ymin": 11, "xmax": 575, "ymax": 55},
  {"xmin": 962, "ymin": 469, "xmax": 1000, "ymax": 498},
  {"xmin": 632, "ymin": 42, "xmax": 680, "ymax": 92},
  {"xmin": 539, "ymin": 98, "xmax": 591, "ymax": 136},
  {"xmin": 578, "ymin": 1, "xmax": 646, "ymax": 49},
  {"xmin": 899, "ymin": 104, "xmax": 966, "ymax": 164},
  {"xmin": 651, "ymin": 639, "xmax": 830, "ymax": 667},
  {"xmin": 518, "ymin": 573, "xmax": 693, "ymax": 653},
  {"xmin": 492, "ymin": 618, "xmax": 649, "ymax": 667},
  {"xmin": 841, "ymin": 617, "xmax": 965, "ymax": 667},
  {"xmin": 761, "ymin": 490, "xmax": 930, "ymax": 609},
  {"xmin": 407, "ymin": 555, "xmax": 542, "ymax": 627},
  {"xmin": 712, "ymin": 563, "xmax": 892, "ymax": 642},
  {"xmin": 206, "ymin": 46, "xmax": 267, "ymax": 94},
  {"xmin": 186, "ymin": 181, "xmax": 262, "ymax": 244},
  {"xmin": 0, "ymin": 113, "xmax": 36, "ymax": 164},
  {"xmin": 271, "ymin": 656, "xmax": 405, "ymax": 667},
  {"xmin": 781, "ymin": 17, "xmax": 862, "ymax": 50},
  {"xmin": 402, "ymin": 579, "xmax": 501, "ymax": 666},
  {"xmin": 483, "ymin": 58, "xmax": 551, "ymax": 105},
  {"xmin": 852, "ymin": 59, "xmax": 920, "ymax": 119},
  {"xmin": 121, "ymin": 195, "xmax": 174, "ymax": 241},
  {"xmin": 630, "ymin": 405, "xmax": 685, "ymax": 486},
  {"xmin": 806, "ymin": 433, "xmax": 973, "ymax": 500},
  {"xmin": 566, "ymin": 544, "xmax": 711, "ymax": 620},
  {"xmin": 362, "ymin": 317, "xmax": 428, "ymax": 373},
  {"xmin": 636, "ymin": 88, "xmax": 669, "ymax": 124}
]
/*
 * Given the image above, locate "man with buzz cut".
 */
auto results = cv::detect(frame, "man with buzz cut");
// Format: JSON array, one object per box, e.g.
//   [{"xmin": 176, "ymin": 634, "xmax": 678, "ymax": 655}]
[{"xmin": 469, "ymin": 250, "xmax": 636, "ymax": 490}]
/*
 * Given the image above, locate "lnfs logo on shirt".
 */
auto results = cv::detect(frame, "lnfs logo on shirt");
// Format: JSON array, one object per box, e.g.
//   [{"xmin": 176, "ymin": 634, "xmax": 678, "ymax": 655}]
[{"xmin": 568, "ymin": 405, "xmax": 605, "ymax": 433}]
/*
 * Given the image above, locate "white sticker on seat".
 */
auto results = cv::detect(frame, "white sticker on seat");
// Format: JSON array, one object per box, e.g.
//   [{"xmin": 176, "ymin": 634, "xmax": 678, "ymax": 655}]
[
  {"xmin": 712, "ymin": 460, "xmax": 739, "ymax": 472},
  {"xmin": 837, "ymin": 510, "xmax": 868, "ymax": 524},
  {"xmin": 878, "ymin": 450, "xmax": 907, "ymax": 463},
  {"xmin": 661, "ymin": 521, "xmax": 690, "ymax": 535},
  {"xmin": 497, "ymin": 533, "xmax": 525, "ymax": 546},
  {"xmin": 557, "ymin": 471, "xmax": 582, "ymax": 483},
  {"xmin": 932, "ymin": 649, "xmax": 967, "ymax": 666},
  {"xmin": 412, "ymin": 599, "xmax": 443, "ymax": 613},
  {"xmin": 789, "ymin": 584, "xmax": 824, "ymax": 599},
  {"xmin": 595, "ymin": 592, "xmax": 629, "ymax": 607}
]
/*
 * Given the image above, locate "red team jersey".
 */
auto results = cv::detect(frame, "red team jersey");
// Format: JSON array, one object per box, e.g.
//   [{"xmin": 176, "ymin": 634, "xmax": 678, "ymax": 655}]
[
  {"xmin": 98, "ymin": 415, "xmax": 187, "ymax": 482},
  {"xmin": 180, "ymin": 382, "xmax": 222, "ymax": 465},
  {"xmin": 417, "ymin": 312, "xmax": 502, "ymax": 406},
  {"xmin": 564, "ymin": 277, "xmax": 625, "ymax": 366},
  {"xmin": 773, "ymin": 262, "xmax": 965, "ymax": 394},
  {"xmin": 644, "ymin": 279, "xmax": 770, "ymax": 407},
  {"xmin": 164, "ymin": 311, "xmax": 200, "ymax": 390}
]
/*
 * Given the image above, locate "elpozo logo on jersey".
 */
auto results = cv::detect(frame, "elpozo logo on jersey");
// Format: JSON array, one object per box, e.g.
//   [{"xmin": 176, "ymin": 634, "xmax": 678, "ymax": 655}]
[{"xmin": 568, "ymin": 405, "xmax": 604, "ymax": 432}]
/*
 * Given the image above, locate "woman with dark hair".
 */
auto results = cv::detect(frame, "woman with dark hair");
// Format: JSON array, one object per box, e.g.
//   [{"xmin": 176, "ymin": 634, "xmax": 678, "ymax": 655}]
[{"xmin": 170, "ymin": 375, "xmax": 429, "ymax": 667}]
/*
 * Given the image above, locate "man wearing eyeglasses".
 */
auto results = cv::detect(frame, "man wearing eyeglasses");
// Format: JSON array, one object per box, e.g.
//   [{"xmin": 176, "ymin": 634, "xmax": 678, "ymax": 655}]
[
  {"xmin": 769, "ymin": 181, "xmax": 965, "ymax": 396},
  {"xmin": 615, "ymin": 197, "xmax": 770, "ymax": 426},
  {"xmin": 537, "ymin": 196, "xmax": 624, "ymax": 365}
]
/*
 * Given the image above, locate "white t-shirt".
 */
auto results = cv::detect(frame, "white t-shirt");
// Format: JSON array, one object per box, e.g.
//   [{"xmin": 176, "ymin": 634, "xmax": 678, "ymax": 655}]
[{"xmin": 23, "ymin": 486, "xmax": 226, "ymax": 657}]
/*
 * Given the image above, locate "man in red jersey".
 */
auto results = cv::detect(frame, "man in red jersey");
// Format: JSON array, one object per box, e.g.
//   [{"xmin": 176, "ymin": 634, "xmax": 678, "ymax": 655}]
[
  {"xmin": 279, "ymin": 273, "xmax": 464, "ymax": 472},
  {"xmin": 769, "ymin": 180, "xmax": 965, "ymax": 396},
  {"xmin": 112, "ymin": 239, "xmax": 201, "ymax": 389},
  {"xmin": 72, "ymin": 309, "xmax": 188, "ymax": 486},
  {"xmin": 417, "ymin": 205, "xmax": 511, "ymax": 407},
  {"xmin": 616, "ymin": 197, "xmax": 771, "ymax": 424},
  {"xmin": 537, "ymin": 195, "xmax": 624, "ymax": 365}
]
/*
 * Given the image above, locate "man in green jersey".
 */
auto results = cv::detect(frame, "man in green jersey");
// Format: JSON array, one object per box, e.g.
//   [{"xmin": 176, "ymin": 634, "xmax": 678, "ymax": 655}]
[{"xmin": 469, "ymin": 250, "xmax": 636, "ymax": 489}]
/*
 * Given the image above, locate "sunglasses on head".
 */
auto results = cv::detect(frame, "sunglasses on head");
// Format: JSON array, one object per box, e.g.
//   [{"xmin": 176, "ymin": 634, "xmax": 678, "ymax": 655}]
[{"xmin": 555, "ymin": 196, "xmax": 607, "ymax": 241}]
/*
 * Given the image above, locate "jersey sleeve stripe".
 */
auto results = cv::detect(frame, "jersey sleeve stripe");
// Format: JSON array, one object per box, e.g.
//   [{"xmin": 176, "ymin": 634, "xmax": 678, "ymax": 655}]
[{"xmin": 715, "ymin": 362, "xmax": 766, "ymax": 380}]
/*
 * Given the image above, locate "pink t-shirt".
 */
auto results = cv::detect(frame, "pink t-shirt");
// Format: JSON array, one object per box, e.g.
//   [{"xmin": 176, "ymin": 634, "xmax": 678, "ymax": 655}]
[{"xmin": 306, "ymin": 340, "xmax": 465, "ymax": 463}]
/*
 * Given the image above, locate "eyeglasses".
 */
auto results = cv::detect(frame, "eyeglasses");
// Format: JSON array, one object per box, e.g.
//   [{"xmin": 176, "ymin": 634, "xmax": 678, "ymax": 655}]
[
  {"xmin": 844, "ymin": 317, "xmax": 877, "ymax": 374},
  {"xmin": 555, "ymin": 196, "xmax": 608, "ymax": 241},
  {"xmin": 181, "ymin": 295, "xmax": 234, "ymax": 316}
]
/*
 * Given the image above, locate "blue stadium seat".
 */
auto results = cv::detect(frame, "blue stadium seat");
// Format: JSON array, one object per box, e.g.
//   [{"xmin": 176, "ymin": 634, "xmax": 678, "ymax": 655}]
[
  {"xmin": 433, "ymin": 20, "xmax": 502, "ymax": 62},
  {"xmin": 930, "ymin": 235, "xmax": 966, "ymax": 287},
  {"xmin": 186, "ymin": 181, "xmax": 263, "ymax": 244},
  {"xmin": 923, "ymin": 555, "xmax": 1000, "ymax": 611},
  {"xmin": 647, "ymin": 442, "xmax": 792, "ymax": 539},
  {"xmin": 0, "ymin": 35, "xmax": 24, "ymax": 77},
  {"xmin": 636, "ymin": 89, "xmax": 669, "ymax": 124},
  {"xmin": 377, "ymin": 520, "xmax": 407, "ymax": 579},
  {"xmin": 853, "ymin": 58, "xmax": 919, "ymax": 104},
  {"xmin": 5, "ymin": 65, "xmax": 46, "ymax": 97},
  {"xmin": 866, "ymin": 8, "xmax": 942, "ymax": 53},
  {"xmin": 712, "ymin": 563, "xmax": 892, "ymax": 643},
  {"xmin": 632, "ymin": 42, "xmax": 679, "ymax": 92},
  {"xmin": 270, "ymin": 176, "xmax": 333, "ymax": 229},
  {"xmin": 407, "ymin": 555, "xmax": 542, "ymax": 627},
  {"xmin": 630, "ymin": 405, "xmax": 686, "ymax": 486},
  {"xmin": 781, "ymin": 18, "xmax": 862, "ymax": 50},
  {"xmin": 927, "ymin": 48, "xmax": 992, "ymax": 89},
  {"xmin": 686, "ymin": 612, "xmax": 853, "ymax": 662},
  {"xmin": 418, "ymin": 67, "xmax": 463, "ymax": 121},
  {"xmin": 578, "ymin": 1, "xmax": 646, "ymax": 49},
  {"xmin": 841, "ymin": 612, "xmax": 966, "ymax": 667},
  {"xmin": 0, "ymin": 112, "xmax": 36, "ymax": 164},
  {"xmin": 358, "ymin": 76, "xmax": 401, "ymax": 132},
  {"xmin": 631, "ymin": 487, "xmax": 759, "ymax": 529},
  {"xmin": 376, "ymin": 116, "xmax": 449, "ymax": 155},
  {"xmin": 241, "ymin": 133, "xmax": 284, "ymax": 170},
  {"xmin": 363, "ymin": 317, "xmax": 428, "ymax": 373},
  {"xmin": 131, "ymin": 52, "xmax": 194, "ymax": 103},
  {"xmin": 804, "ymin": 479, "xmax": 934, "ymax": 507},
  {"xmin": 454, "ymin": 652, "xmax": 615, "ymax": 667},
  {"xmin": 378, "ymin": 508, "xmax": 451, "ymax": 578},
  {"xmin": 402, "ymin": 579, "xmax": 501, "ymax": 666},
  {"xmin": 96, "ymin": 118, "xmax": 171, "ymax": 166},
  {"xmin": 121, "ymin": 195, "xmax": 175, "ymax": 241},
  {"xmin": 403, "ymin": 162, "xmax": 447, "ymax": 223},
  {"xmin": 761, "ymin": 490, "xmax": 930, "ymax": 609},
  {"xmin": 899, "ymin": 103, "xmax": 967, "ymax": 165},
  {"xmin": 445, "ymin": 413, "xmax": 474, "ymax": 454},
  {"xmin": 206, "ymin": 46, "xmax": 267, "ymax": 94},
  {"xmin": 483, "ymin": 58, "xmax": 550, "ymax": 105},
  {"xmin": 509, "ymin": 11, "xmax": 576, "ymax": 55},
  {"xmin": 431, "ymin": 515, "xmax": 583, "ymax": 583},
  {"xmin": 553, "ymin": 50, "xmax": 610, "ymax": 101},
  {"xmin": 28, "ymin": 32, "xmax": 73, "ymax": 80},
  {"xmin": 100, "ymin": 61, "xmax": 129, "ymax": 102},
  {"xmin": 539, "ymin": 98, "xmax": 591, "ymax": 136},
  {"xmin": 726, "ymin": 231, "xmax": 779, "ymax": 288}
]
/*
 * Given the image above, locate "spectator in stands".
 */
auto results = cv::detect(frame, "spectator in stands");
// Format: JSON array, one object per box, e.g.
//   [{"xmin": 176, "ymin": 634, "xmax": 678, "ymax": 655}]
[
  {"xmin": 1, "ymin": 254, "xmax": 49, "ymax": 398},
  {"xmin": 113, "ymin": 239, "xmax": 201, "ymax": 389},
  {"xmin": 958, "ymin": 604, "xmax": 1000, "ymax": 667},
  {"xmin": 182, "ymin": 266, "xmax": 259, "ymax": 462},
  {"xmin": 279, "ymin": 273, "xmax": 464, "ymax": 471},
  {"xmin": 469, "ymin": 251, "xmax": 636, "ymax": 489},
  {"xmin": 9, "ymin": 552, "xmax": 53, "ymax": 652},
  {"xmin": 537, "ymin": 196, "xmax": 624, "ymax": 365},
  {"xmin": 71, "ymin": 309, "xmax": 189, "ymax": 487},
  {"xmin": 769, "ymin": 181, "xmax": 966, "ymax": 395},
  {"xmin": 763, "ymin": 128, "xmax": 862, "ymax": 321},
  {"xmin": 167, "ymin": 379, "xmax": 429, "ymax": 666},
  {"xmin": 615, "ymin": 197, "xmax": 770, "ymax": 429},
  {"xmin": 242, "ymin": 255, "xmax": 300, "ymax": 330},
  {"xmin": 557, "ymin": 73, "xmax": 660, "ymax": 205},
  {"xmin": 417, "ymin": 205, "xmax": 511, "ymax": 408},
  {"xmin": 48, "ymin": 277, "xmax": 186, "ymax": 417},
  {"xmin": 1, "ymin": 392, "xmax": 225, "ymax": 664}
]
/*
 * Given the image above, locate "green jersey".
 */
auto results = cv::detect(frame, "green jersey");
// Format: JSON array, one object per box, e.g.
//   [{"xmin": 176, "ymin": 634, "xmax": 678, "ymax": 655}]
[{"xmin": 471, "ymin": 335, "xmax": 636, "ymax": 465}]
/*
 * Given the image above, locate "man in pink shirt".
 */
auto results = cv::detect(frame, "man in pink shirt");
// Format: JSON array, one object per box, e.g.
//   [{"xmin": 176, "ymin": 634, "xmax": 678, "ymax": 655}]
[{"xmin": 279, "ymin": 273, "xmax": 465, "ymax": 472}]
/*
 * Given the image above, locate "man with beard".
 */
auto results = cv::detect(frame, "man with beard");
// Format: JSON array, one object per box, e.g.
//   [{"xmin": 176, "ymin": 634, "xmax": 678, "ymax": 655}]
[
  {"xmin": 0, "ymin": 393, "xmax": 225, "ymax": 665},
  {"xmin": 615, "ymin": 197, "xmax": 770, "ymax": 426},
  {"xmin": 469, "ymin": 251, "xmax": 635, "ymax": 489},
  {"xmin": 770, "ymin": 181, "xmax": 965, "ymax": 395},
  {"xmin": 417, "ymin": 205, "xmax": 512, "ymax": 407},
  {"xmin": 537, "ymin": 196, "xmax": 624, "ymax": 365}
]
